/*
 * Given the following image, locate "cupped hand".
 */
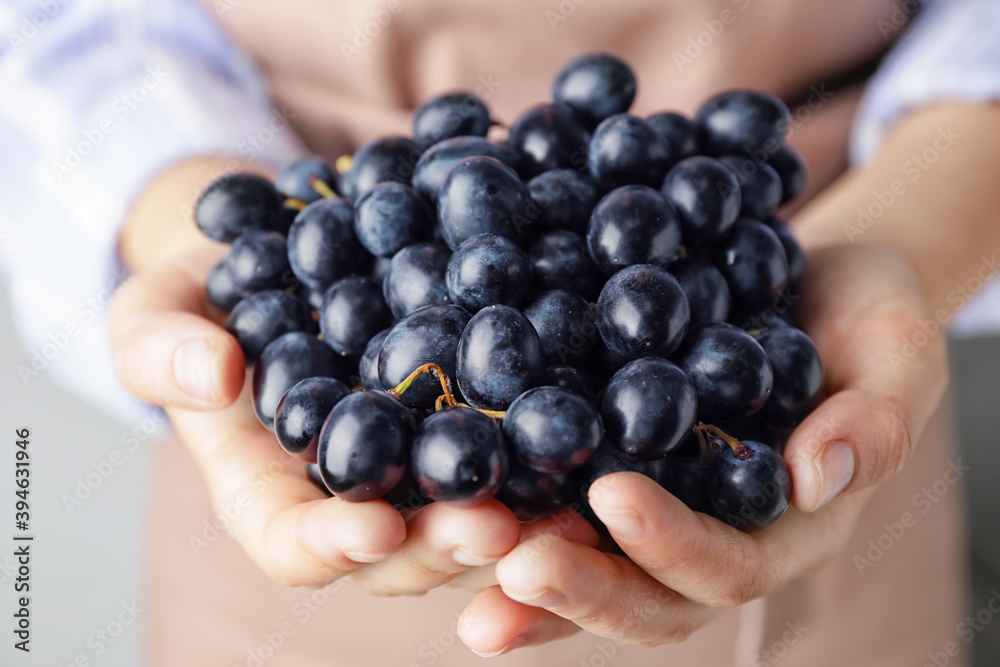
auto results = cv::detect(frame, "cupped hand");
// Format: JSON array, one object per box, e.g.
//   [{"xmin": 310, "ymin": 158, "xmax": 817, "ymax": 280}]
[{"xmin": 456, "ymin": 243, "xmax": 948, "ymax": 655}]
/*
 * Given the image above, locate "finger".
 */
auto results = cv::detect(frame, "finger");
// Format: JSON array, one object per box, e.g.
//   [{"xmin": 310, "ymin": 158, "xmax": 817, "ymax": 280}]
[
  {"xmin": 587, "ymin": 471, "xmax": 870, "ymax": 607},
  {"xmin": 786, "ymin": 245, "xmax": 948, "ymax": 511},
  {"xmin": 349, "ymin": 499, "xmax": 520, "ymax": 596},
  {"xmin": 108, "ymin": 244, "xmax": 245, "ymax": 410},
  {"xmin": 169, "ymin": 380, "xmax": 407, "ymax": 587},
  {"xmin": 458, "ymin": 585, "xmax": 580, "ymax": 657},
  {"xmin": 493, "ymin": 535, "xmax": 716, "ymax": 645}
]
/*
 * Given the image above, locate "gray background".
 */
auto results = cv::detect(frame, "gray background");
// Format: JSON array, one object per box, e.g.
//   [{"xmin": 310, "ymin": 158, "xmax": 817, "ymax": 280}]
[{"xmin": 0, "ymin": 284, "xmax": 996, "ymax": 666}]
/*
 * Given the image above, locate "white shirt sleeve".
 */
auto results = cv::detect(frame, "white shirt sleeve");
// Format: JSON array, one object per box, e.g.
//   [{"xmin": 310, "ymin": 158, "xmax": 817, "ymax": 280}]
[
  {"xmin": 0, "ymin": 0, "xmax": 307, "ymax": 422},
  {"xmin": 849, "ymin": 0, "xmax": 1000, "ymax": 337}
]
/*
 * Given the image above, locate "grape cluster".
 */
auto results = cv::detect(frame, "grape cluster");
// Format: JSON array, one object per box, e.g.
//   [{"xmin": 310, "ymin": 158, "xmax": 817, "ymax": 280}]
[{"xmin": 196, "ymin": 54, "xmax": 823, "ymax": 533}]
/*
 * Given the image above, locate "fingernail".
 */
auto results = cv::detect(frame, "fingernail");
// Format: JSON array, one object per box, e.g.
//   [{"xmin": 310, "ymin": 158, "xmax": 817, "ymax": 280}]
[
  {"xmin": 473, "ymin": 635, "xmax": 525, "ymax": 658},
  {"xmin": 814, "ymin": 440, "xmax": 855, "ymax": 510},
  {"xmin": 173, "ymin": 338, "xmax": 217, "ymax": 402},
  {"xmin": 343, "ymin": 549, "xmax": 390, "ymax": 564},
  {"xmin": 597, "ymin": 509, "xmax": 644, "ymax": 541},
  {"xmin": 453, "ymin": 549, "xmax": 496, "ymax": 567},
  {"xmin": 503, "ymin": 587, "xmax": 567, "ymax": 609}
]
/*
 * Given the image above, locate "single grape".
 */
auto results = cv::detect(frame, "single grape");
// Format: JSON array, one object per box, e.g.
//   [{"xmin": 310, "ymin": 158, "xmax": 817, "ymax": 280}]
[
  {"xmin": 252, "ymin": 332, "xmax": 345, "ymax": 429},
  {"xmin": 755, "ymin": 327, "xmax": 823, "ymax": 427},
  {"xmin": 719, "ymin": 156, "xmax": 783, "ymax": 219},
  {"xmin": 587, "ymin": 185, "xmax": 682, "ymax": 274},
  {"xmin": 319, "ymin": 276, "xmax": 393, "ymax": 358},
  {"xmin": 411, "ymin": 136, "xmax": 516, "ymax": 202},
  {"xmin": 358, "ymin": 328, "xmax": 391, "ymax": 390},
  {"xmin": 527, "ymin": 169, "xmax": 600, "ymax": 237},
  {"xmin": 446, "ymin": 233, "xmax": 532, "ymax": 312},
  {"xmin": 707, "ymin": 438, "xmax": 790, "ymax": 531},
  {"xmin": 352, "ymin": 182, "xmax": 433, "ymax": 257},
  {"xmin": 288, "ymin": 198, "xmax": 367, "ymax": 291},
  {"xmin": 588, "ymin": 114, "xmax": 671, "ymax": 190},
  {"xmin": 528, "ymin": 230, "xmax": 602, "ymax": 300},
  {"xmin": 696, "ymin": 90, "xmax": 790, "ymax": 155},
  {"xmin": 552, "ymin": 53, "xmax": 637, "ymax": 128},
  {"xmin": 713, "ymin": 218, "xmax": 789, "ymax": 311},
  {"xmin": 669, "ymin": 257, "xmax": 731, "ymax": 327},
  {"xmin": 504, "ymin": 386, "xmax": 603, "ymax": 473},
  {"xmin": 762, "ymin": 217, "xmax": 806, "ymax": 293},
  {"xmin": 647, "ymin": 112, "xmax": 700, "ymax": 161},
  {"xmin": 275, "ymin": 158, "xmax": 337, "ymax": 204},
  {"xmin": 226, "ymin": 289, "xmax": 314, "ymax": 364},
  {"xmin": 596, "ymin": 263, "xmax": 689, "ymax": 360},
  {"xmin": 509, "ymin": 104, "xmax": 590, "ymax": 178},
  {"xmin": 274, "ymin": 376, "xmax": 351, "ymax": 462},
  {"xmin": 206, "ymin": 259, "xmax": 242, "ymax": 312},
  {"xmin": 768, "ymin": 145, "xmax": 807, "ymax": 204},
  {"xmin": 661, "ymin": 156, "xmax": 742, "ymax": 244},
  {"xmin": 194, "ymin": 173, "xmax": 284, "ymax": 243},
  {"xmin": 338, "ymin": 136, "xmax": 422, "ymax": 200},
  {"xmin": 523, "ymin": 289, "xmax": 598, "ymax": 365},
  {"xmin": 437, "ymin": 156, "xmax": 532, "ymax": 249},
  {"xmin": 225, "ymin": 230, "xmax": 292, "ymax": 295},
  {"xmin": 412, "ymin": 92, "xmax": 492, "ymax": 149},
  {"xmin": 382, "ymin": 242, "xmax": 453, "ymax": 318}
]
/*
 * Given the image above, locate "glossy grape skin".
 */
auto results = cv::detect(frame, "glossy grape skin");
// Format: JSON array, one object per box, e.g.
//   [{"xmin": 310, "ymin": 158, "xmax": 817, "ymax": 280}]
[
  {"xmin": 288, "ymin": 199, "xmax": 367, "ymax": 291},
  {"xmin": 755, "ymin": 327, "xmax": 823, "ymax": 427},
  {"xmin": 600, "ymin": 358, "xmax": 697, "ymax": 459},
  {"xmin": 714, "ymin": 218, "xmax": 789, "ymax": 311},
  {"xmin": 666, "ymin": 456, "xmax": 714, "ymax": 515},
  {"xmin": 762, "ymin": 218, "xmax": 806, "ymax": 292},
  {"xmin": 411, "ymin": 407, "xmax": 510, "ymax": 507},
  {"xmin": 523, "ymin": 290, "xmax": 598, "ymax": 365},
  {"xmin": 661, "ymin": 156, "xmax": 742, "ymax": 244},
  {"xmin": 411, "ymin": 136, "xmax": 516, "ymax": 202},
  {"xmin": 194, "ymin": 173, "xmax": 284, "ymax": 243},
  {"xmin": 543, "ymin": 365, "xmax": 597, "ymax": 403},
  {"xmin": 719, "ymin": 156, "xmax": 783, "ymax": 219},
  {"xmin": 456, "ymin": 305, "xmax": 546, "ymax": 411},
  {"xmin": 768, "ymin": 145, "xmax": 807, "ymax": 204},
  {"xmin": 527, "ymin": 169, "xmax": 600, "ymax": 236},
  {"xmin": 319, "ymin": 276, "xmax": 393, "ymax": 358},
  {"xmin": 504, "ymin": 387, "xmax": 603, "ymax": 473},
  {"xmin": 708, "ymin": 439, "xmax": 790, "ymax": 531},
  {"xmin": 446, "ymin": 233, "xmax": 533, "ymax": 312},
  {"xmin": 316, "ymin": 390, "xmax": 416, "ymax": 501},
  {"xmin": 382, "ymin": 242, "xmax": 453, "ymax": 319},
  {"xmin": 587, "ymin": 114, "xmax": 672, "ymax": 190},
  {"xmin": 378, "ymin": 304, "xmax": 471, "ymax": 410},
  {"xmin": 358, "ymin": 328, "xmax": 391, "ymax": 390},
  {"xmin": 528, "ymin": 231, "xmax": 602, "ymax": 300},
  {"xmin": 226, "ymin": 289, "xmax": 314, "ymax": 364},
  {"xmin": 673, "ymin": 323, "xmax": 774, "ymax": 421},
  {"xmin": 552, "ymin": 53, "xmax": 637, "ymax": 128},
  {"xmin": 647, "ymin": 112, "xmax": 700, "ymax": 161},
  {"xmin": 274, "ymin": 376, "xmax": 352, "ymax": 462},
  {"xmin": 509, "ymin": 104, "xmax": 590, "ymax": 178},
  {"xmin": 496, "ymin": 463, "xmax": 571, "ymax": 521},
  {"xmin": 206, "ymin": 259, "xmax": 242, "ymax": 312},
  {"xmin": 352, "ymin": 182, "xmax": 433, "ymax": 257},
  {"xmin": 338, "ymin": 136, "xmax": 423, "ymax": 200},
  {"xmin": 596, "ymin": 263, "xmax": 689, "ymax": 360},
  {"xmin": 437, "ymin": 156, "xmax": 532, "ymax": 249},
  {"xmin": 252, "ymin": 332, "xmax": 345, "ymax": 429},
  {"xmin": 275, "ymin": 158, "xmax": 337, "ymax": 204},
  {"xmin": 412, "ymin": 92, "xmax": 492, "ymax": 149},
  {"xmin": 587, "ymin": 185, "xmax": 682, "ymax": 274},
  {"xmin": 696, "ymin": 90, "xmax": 790, "ymax": 156},
  {"xmin": 226, "ymin": 231, "xmax": 293, "ymax": 294},
  {"xmin": 669, "ymin": 257, "xmax": 731, "ymax": 327}
]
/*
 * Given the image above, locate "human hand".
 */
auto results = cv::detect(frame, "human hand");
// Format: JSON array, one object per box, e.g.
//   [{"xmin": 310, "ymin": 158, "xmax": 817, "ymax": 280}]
[{"xmin": 456, "ymin": 243, "xmax": 948, "ymax": 655}]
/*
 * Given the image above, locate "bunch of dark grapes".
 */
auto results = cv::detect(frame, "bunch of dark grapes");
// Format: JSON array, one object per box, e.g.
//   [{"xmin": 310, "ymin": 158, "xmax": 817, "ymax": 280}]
[{"xmin": 196, "ymin": 54, "xmax": 823, "ymax": 533}]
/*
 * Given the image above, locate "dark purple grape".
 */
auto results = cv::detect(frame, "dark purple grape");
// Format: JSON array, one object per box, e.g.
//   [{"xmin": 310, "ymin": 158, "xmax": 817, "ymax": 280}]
[
  {"xmin": 596, "ymin": 263, "xmax": 689, "ymax": 360},
  {"xmin": 288, "ymin": 199, "xmax": 367, "ymax": 291},
  {"xmin": 601, "ymin": 358, "xmax": 697, "ymax": 459},
  {"xmin": 274, "ymin": 376, "xmax": 351, "ymax": 462},
  {"xmin": 713, "ymin": 218, "xmax": 789, "ymax": 311},
  {"xmin": 543, "ymin": 365, "xmax": 597, "ymax": 403},
  {"xmin": 413, "ymin": 92, "xmax": 492, "ymax": 149},
  {"xmin": 719, "ymin": 156, "xmax": 783, "ymax": 219},
  {"xmin": 359, "ymin": 328, "xmax": 390, "ymax": 390},
  {"xmin": 523, "ymin": 290, "xmax": 598, "ymax": 365},
  {"xmin": 661, "ymin": 156, "xmax": 742, "ymax": 244},
  {"xmin": 446, "ymin": 233, "xmax": 532, "ymax": 312},
  {"xmin": 768, "ymin": 145, "xmax": 807, "ymax": 204},
  {"xmin": 226, "ymin": 230, "xmax": 293, "ymax": 294},
  {"xmin": 509, "ymin": 104, "xmax": 590, "ymax": 178},
  {"xmin": 647, "ymin": 112, "xmax": 699, "ymax": 161},
  {"xmin": 528, "ymin": 230, "xmax": 602, "ymax": 300},
  {"xmin": 378, "ymin": 304, "xmax": 471, "ymax": 410},
  {"xmin": 669, "ymin": 257, "xmax": 730, "ymax": 327},
  {"xmin": 252, "ymin": 332, "xmax": 345, "ymax": 429},
  {"xmin": 411, "ymin": 136, "xmax": 516, "ymax": 202},
  {"xmin": 552, "ymin": 53, "xmax": 637, "ymax": 128},
  {"xmin": 588, "ymin": 114, "xmax": 671, "ymax": 190},
  {"xmin": 437, "ymin": 156, "xmax": 532, "ymax": 249},
  {"xmin": 673, "ymin": 323, "xmax": 773, "ymax": 421},
  {"xmin": 338, "ymin": 136, "xmax": 422, "ymax": 200},
  {"xmin": 194, "ymin": 173, "xmax": 284, "ymax": 243},
  {"xmin": 226, "ymin": 289, "xmax": 314, "ymax": 364},
  {"xmin": 696, "ymin": 90, "xmax": 790, "ymax": 156},
  {"xmin": 527, "ymin": 169, "xmax": 600, "ymax": 236},
  {"xmin": 380, "ymin": 467, "xmax": 433, "ymax": 512},
  {"xmin": 496, "ymin": 463, "xmax": 571, "ymax": 521},
  {"xmin": 666, "ymin": 456, "xmax": 714, "ymax": 515},
  {"xmin": 762, "ymin": 218, "xmax": 806, "ymax": 292},
  {"xmin": 382, "ymin": 242, "xmax": 452, "ymax": 319},
  {"xmin": 708, "ymin": 439, "xmax": 790, "ymax": 531},
  {"xmin": 456, "ymin": 305, "xmax": 545, "ymax": 411},
  {"xmin": 755, "ymin": 327, "xmax": 823, "ymax": 427},
  {"xmin": 275, "ymin": 158, "xmax": 336, "ymax": 204},
  {"xmin": 319, "ymin": 276, "xmax": 393, "ymax": 358},
  {"xmin": 587, "ymin": 185, "xmax": 682, "ymax": 274},
  {"xmin": 411, "ymin": 407, "xmax": 509, "ymax": 507},
  {"xmin": 353, "ymin": 182, "xmax": 433, "ymax": 257},
  {"xmin": 206, "ymin": 259, "xmax": 242, "ymax": 312},
  {"xmin": 317, "ymin": 390, "xmax": 416, "ymax": 501},
  {"xmin": 504, "ymin": 387, "xmax": 603, "ymax": 473}
]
